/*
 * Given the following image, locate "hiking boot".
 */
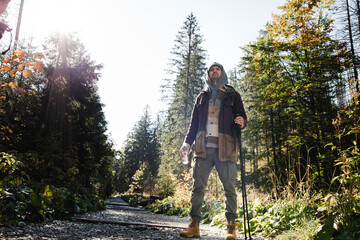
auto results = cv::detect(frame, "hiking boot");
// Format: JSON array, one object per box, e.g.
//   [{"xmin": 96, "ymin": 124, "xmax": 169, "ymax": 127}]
[
  {"xmin": 180, "ymin": 219, "xmax": 200, "ymax": 238},
  {"xmin": 225, "ymin": 221, "xmax": 236, "ymax": 240}
]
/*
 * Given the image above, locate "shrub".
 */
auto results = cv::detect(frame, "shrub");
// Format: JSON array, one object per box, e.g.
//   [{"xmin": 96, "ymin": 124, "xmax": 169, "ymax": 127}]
[
  {"xmin": 147, "ymin": 197, "xmax": 190, "ymax": 217},
  {"xmin": 0, "ymin": 152, "xmax": 106, "ymax": 224}
]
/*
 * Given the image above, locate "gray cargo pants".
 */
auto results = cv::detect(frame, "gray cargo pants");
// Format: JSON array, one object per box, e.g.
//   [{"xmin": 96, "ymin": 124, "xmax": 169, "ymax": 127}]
[{"xmin": 190, "ymin": 147, "xmax": 238, "ymax": 223}]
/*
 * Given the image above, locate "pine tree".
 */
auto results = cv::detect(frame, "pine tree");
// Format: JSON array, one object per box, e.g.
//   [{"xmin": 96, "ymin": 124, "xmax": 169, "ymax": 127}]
[
  {"xmin": 159, "ymin": 13, "xmax": 207, "ymax": 183},
  {"xmin": 113, "ymin": 106, "xmax": 160, "ymax": 194},
  {"xmin": 26, "ymin": 33, "xmax": 112, "ymax": 195},
  {"xmin": 129, "ymin": 162, "xmax": 156, "ymax": 195},
  {"xmin": 0, "ymin": 33, "xmax": 113, "ymax": 199}
]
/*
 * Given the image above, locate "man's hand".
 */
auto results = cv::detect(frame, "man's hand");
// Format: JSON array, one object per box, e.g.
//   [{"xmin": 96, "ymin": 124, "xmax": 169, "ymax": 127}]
[
  {"xmin": 179, "ymin": 143, "xmax": 190, "ymax": 158},
  {"xmin": 234, "ymin": 116, "xmax": 245, "ymax": 128}
]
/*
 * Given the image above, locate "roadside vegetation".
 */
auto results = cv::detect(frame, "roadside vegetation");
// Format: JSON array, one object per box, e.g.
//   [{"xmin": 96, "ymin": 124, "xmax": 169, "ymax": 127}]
[{"xmin": 1, "ymin": 37, "xmax": 113, "ymax": 224}]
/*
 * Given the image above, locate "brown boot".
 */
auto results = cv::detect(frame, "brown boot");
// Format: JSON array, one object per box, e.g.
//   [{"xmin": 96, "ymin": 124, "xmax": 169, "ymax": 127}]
[
  {"xmin": 225, "ymin": 221, "xmax": 236, "ymax": 240},
  {"xmin": 180, "ymin": 219, "xmax": 200, "ymax": 238}
]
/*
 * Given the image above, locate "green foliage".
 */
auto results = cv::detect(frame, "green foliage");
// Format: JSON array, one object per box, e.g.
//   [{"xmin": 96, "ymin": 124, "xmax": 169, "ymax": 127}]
[
  {"xmin": 128, "ymin": 162, "xmax": 155, "ymax": 195},
  {"xmin": 145, "ymin": 196, "xmax": 224, "ymax": 224},
  {"xmin": 0, "ymin": 152, "xmax": 27, "ymax": 188},
  {"xmin": 47, "ymin": 186, "xmax": 105, "ymax": 219},
  {"xmin": 120, "ymin": 194, "xmax": 146, "ymax": 207},
  {"xmin": 201, "ymin": 200, "xmax": 224, "ymax": 224},
  {"xmin": 158, "ymin": 12, "xmax": 207, "ymax": 183},
  {"xmin": 0, "ymin": 152, "xmax": 30, "ymax": 224},
  {"xmin": 210, "ymin": 213, "xmax": 227, "ymax": 229},
  {"xmin": 142, "ymin": 194, "xmax": 327, "ymax": 239},
  {"xmin": 313, "ymin": 215, "xmax": 335, "ymax": 240},
  {"xmin": 239, "ymin": 0, "xmax": 349, "ymax": 195},
  {"xmin": 154, "ymin": 172, "xmax": 176, "ymax": 198},
  {"xmin": 323, "ymin": 79, "xmax": 360, "ymax": 239},
  {"xmin": 0, "ymin": 34, "xmax": 112, "ymax": 224},
  {"xmin": 1, "ymin": 182, "xmax": 106, "ymax": 224},
  {"xmin": 275, "ymin": 218, "xmax": 320, "ymax": 240},
  {"xmin": 111, "ymin": 106, "xmax": 160, "ymax": 195},
  {"xmin": 245, "ymin": 198, "xmax": 320, "ymax": 237},
  {"xmin": 147, "ymin": 197, "xmax": 189, "ymax": 217},
  {"xmin": 110, "ymin": 151, "xmax": 129, "ymax": 194}
]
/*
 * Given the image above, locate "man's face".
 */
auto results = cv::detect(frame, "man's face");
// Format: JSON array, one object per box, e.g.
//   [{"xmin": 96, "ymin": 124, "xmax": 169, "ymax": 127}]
[{"xmin": 209, "ymin": 66, "xmax": 221, "ymax": 83}]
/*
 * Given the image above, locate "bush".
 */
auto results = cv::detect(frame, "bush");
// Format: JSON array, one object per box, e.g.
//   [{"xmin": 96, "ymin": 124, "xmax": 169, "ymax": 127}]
[
  {"xmin": 0, "ymin": 152, "xmax": 106, "ymax": 224},
  {"xmin": 120, "ymin": 194, "xmax": 147, "ymax": 207},
  {"xmin": 0, "ymin": 152, "xmax": 31, "ymax": 224},
  {"xmin": 243, "ymin": 198, "xmax": 321, "ymax": 237},
  {"xmin": 154, "ymin": 173, "xmax": 176, "ymax": 198},
  {"xmin": 147, "ymin": 197, "xmax": 189, "ymax": 217},
  {"xmin": 202, "ymin": 200, "xmax": 224, "ymax": 224}
]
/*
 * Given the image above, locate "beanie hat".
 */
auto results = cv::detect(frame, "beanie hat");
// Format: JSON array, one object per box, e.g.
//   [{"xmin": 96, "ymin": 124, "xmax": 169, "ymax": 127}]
[{"xmin": 207, "ymin": 62, "xmax": 224, "ymax": 75}]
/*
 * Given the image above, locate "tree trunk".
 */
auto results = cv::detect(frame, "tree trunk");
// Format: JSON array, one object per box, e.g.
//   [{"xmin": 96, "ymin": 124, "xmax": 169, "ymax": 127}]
[
  {"xmin": 356, "ymin": 0, "xmax": 360, "ymax": 37},
  {"xmin": 270, "ymin": 108, "xmax": 279, "ymax": 191},
  {"xmin": 346, "ymin": 0, "xmax": 359, "ymax": 91}
]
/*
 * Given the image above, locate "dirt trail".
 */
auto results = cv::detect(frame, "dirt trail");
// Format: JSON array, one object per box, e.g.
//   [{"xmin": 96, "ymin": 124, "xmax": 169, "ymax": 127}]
[{"xmin": 0, "ymin": 197, "xmax": 235, "ymax": 240}]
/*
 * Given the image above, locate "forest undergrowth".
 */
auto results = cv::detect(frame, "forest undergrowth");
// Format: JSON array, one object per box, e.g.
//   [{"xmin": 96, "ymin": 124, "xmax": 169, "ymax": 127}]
[{"xmin": 121, "ymin": 141, "xmax": 360, "ymax": 240}]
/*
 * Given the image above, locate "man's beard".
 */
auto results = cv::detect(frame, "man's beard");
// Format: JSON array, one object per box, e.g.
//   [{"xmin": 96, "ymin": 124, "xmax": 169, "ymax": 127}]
[{"xmin": 210, "ymin": 75, "xmax": 220, "ymax": 83}]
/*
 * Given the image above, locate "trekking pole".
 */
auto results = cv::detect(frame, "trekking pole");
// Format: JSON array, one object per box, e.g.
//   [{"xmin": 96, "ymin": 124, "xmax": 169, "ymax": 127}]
[{"xmin": 236, "ymin": 124, "xmax": 252, "ymax": 239}]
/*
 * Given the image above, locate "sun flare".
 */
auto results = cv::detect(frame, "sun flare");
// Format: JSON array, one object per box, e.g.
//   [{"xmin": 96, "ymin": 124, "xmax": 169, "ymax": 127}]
[{"xmin": 21, "ymin": 0, "xmax": 95, "ymax": 37}]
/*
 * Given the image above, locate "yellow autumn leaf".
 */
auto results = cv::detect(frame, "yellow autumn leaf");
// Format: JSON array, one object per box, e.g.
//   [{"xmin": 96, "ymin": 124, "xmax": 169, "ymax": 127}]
[
  {"xmin": 17, "ymin": 64, "xmax": 24, "ymax": 71},
  {"xmin": 34, "ymin": 52, "xmax": 45, "ymax": 59},
  {"xmin": 25, "ymin": 61, "xmax": 31, "ymax": 68},
  {"xmin": 9, "ymin": 82, "xmax": 18, "ymax": 89},
  {"xmin": 42, "ymin": 185, "xmax": 53, "ymax": 198},
  {"xmin": 1, "ymin": 65, "xmax": 11, "ymax": 72},
  {"xmin": 33, "ymin": 61, "xmax": 44, "ymax": 72},
  {"xmin": 22, "ymin": 70, "xmax": 32, "ymax": 77},
  {"xmin": 10, "ymin": 69, "xmax": 16, "ymax": 77},
  {"xmin": 13, "ymin": 49, "xmax": 23, "ymax": 55},
  {"xmin": 13, "ymin": 49, "xmax": 26, "ymax": 58}
]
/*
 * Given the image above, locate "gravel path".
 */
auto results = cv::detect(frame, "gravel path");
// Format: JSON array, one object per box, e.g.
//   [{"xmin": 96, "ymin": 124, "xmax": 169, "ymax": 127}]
[{"xmin": 0, "ymin": 198, "xmax": 236, "ymax": 240}]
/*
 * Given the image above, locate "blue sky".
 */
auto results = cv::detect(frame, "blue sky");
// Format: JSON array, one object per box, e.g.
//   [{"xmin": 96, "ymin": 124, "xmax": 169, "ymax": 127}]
[{"xmin": 8, "ymin": 0, "xmax": 286, "ymax": 150}]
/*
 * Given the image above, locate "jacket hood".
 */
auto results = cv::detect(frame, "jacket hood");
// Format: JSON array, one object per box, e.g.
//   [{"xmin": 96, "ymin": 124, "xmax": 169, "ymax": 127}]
[{"xmin": 206, "ymin": 62, "xmax": 228, "ymax": 104}]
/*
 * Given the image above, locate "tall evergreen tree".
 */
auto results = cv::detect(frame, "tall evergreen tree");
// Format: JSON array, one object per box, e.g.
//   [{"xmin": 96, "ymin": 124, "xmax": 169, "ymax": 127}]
[
  {"xmin": 112, "ymin": 105, "xmax": 160, "ymax": 194},
  {"xmin": 40, "ymin": 33, "xmax": 113, "ymax": 193},
  {"xmin": 159, "ymin": 13, "xmax": 207, "ymax": 183},
  {"xmin": 1, "ymin": 33, "xmax": 114, "ymax": 196},
  {"xmin": 0, "ymin": 35, "xmax": 114, "ymax": 222}
]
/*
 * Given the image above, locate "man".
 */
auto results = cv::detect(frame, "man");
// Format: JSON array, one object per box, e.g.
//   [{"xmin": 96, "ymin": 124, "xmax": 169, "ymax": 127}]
[{"xmin": 179, "ymin": 62, "xmax": 247, "ymax": 240}]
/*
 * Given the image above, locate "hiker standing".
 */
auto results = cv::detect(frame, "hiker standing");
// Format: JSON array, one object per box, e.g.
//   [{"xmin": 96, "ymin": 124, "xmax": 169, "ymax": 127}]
[{"xmin": 179, "ymin": 62, "xmax": 247, "ymax": 240}]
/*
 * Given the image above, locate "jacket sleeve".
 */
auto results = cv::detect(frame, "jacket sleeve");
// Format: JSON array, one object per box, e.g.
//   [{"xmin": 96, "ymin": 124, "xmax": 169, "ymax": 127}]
[
  {"xmin": 234, "ymin": 91, "xmax": 247, "ymax": 129},
  {"xmin": 184, "ymin": 95, "xmax": 201, "ymax": 145}
]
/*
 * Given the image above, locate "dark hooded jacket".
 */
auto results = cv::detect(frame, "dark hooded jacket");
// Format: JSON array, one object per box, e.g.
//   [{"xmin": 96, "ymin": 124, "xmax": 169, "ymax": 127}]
[{"xmin": 184, "ymin": 62, "xmax": 247, "ymax": 162}]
